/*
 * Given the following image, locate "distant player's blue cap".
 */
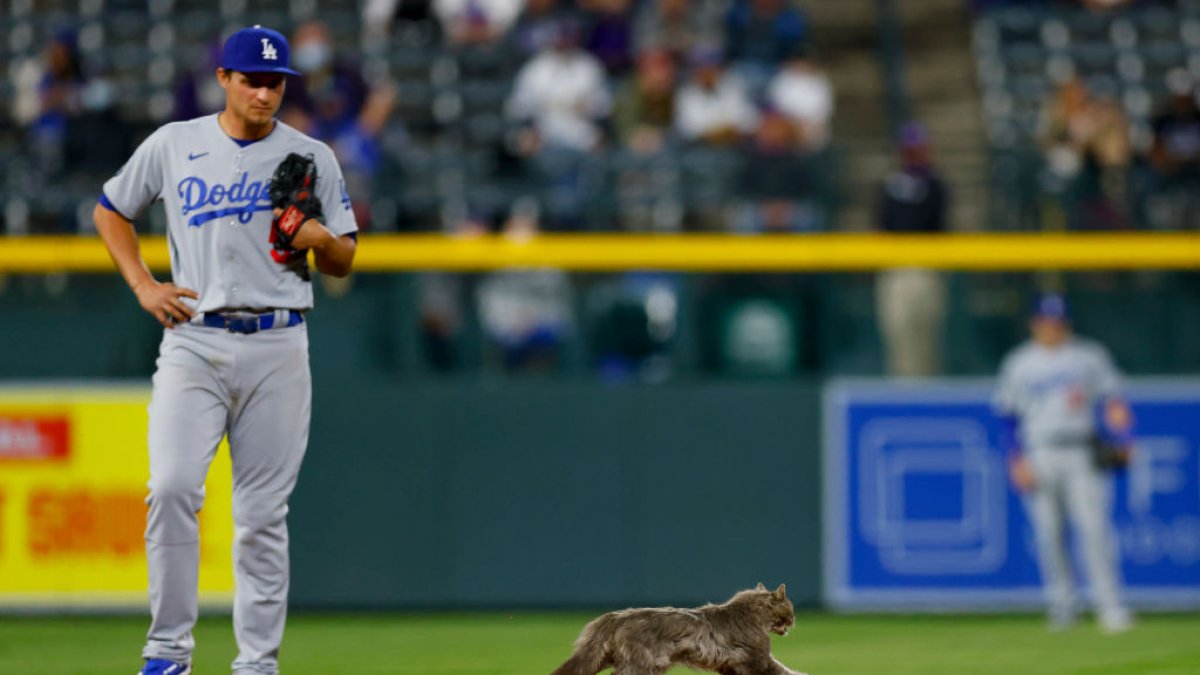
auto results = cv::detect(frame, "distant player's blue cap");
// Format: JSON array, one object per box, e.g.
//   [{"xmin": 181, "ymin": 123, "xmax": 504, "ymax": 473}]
[
  {"xmin": 221, "ymin": 25, "xmax": 300, "ymax": 76},
  {"xmin": 1031, "ymin": 292, "xmax": 1070, "ymax": 320}
]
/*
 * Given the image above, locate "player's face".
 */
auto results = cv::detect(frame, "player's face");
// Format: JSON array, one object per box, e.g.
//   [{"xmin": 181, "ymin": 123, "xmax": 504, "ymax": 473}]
[
  {"xmin": 218, "ymin": 69, "xmax": 286, "ymax": 127},
  {"xmin": 1030, "ymin": 316, "xmax": 1070, "ymax": 347}
]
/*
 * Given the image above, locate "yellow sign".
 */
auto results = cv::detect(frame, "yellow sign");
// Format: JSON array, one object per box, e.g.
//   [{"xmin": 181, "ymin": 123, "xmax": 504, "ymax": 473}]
[{"xmin": 0, "ymin": 387, "xmax": 233, "ymax": 607}]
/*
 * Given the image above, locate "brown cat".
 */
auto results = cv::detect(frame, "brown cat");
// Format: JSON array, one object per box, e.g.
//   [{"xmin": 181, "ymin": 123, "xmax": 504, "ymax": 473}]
[{"xmin": 550, "ymin": 583, "xmax": 807, "ymax": 675}]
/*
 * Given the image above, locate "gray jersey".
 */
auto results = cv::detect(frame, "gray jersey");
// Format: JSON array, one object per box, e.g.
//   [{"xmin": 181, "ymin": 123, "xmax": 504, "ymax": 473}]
[
  {"xmin": 993, "ymin": 337, "xmax": 1121, "ymax": 449},
  {"xmin": 102, "ymin": 113, "xmax": 357, "ymax": 313}
]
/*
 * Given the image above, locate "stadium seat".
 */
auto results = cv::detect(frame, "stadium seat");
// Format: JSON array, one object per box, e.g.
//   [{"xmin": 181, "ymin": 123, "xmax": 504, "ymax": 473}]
[{"xmin": 993, "ymin": 7, "xmax": 1042, "ymax": 48}]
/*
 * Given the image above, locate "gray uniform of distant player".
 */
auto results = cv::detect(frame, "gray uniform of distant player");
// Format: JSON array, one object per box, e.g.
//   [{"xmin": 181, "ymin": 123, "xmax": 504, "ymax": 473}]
[
  {"xmin": 103, "ymin": 113, "xmax": 357, "ymax": 672},
  {"xmin": 993, "ymin": 337, "xmax": 1130, "ymax": 626}
]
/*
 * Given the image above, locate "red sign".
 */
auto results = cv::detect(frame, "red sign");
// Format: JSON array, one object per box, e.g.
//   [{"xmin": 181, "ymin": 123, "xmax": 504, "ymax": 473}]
[{"xmin": 0, "ymin": 416, "xmax": 70, "ymax": 461}]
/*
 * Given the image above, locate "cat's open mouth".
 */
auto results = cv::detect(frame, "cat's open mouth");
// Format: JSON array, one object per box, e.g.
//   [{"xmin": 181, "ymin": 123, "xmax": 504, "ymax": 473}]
[{"xmin": 771, "ymin": 621, "xmax": 791, "ymax": 636}]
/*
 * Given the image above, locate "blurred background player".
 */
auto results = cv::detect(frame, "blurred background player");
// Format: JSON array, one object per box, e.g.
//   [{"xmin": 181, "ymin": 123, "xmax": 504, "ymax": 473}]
[{"xmin": 993, "ymin": 293, "xmax": 1134, "ymax": 634}]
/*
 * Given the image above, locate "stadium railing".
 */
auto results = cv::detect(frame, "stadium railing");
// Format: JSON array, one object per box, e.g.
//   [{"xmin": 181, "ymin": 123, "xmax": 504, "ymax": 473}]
[{"xmin": 2, "ymin": 232, "xmax": 1198, "ymax": 273}]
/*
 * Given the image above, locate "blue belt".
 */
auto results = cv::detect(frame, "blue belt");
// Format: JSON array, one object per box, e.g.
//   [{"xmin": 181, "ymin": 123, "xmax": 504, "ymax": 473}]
[{"xmin": 201, "ymin": 310, "xmax": 304, "ymax": 334}]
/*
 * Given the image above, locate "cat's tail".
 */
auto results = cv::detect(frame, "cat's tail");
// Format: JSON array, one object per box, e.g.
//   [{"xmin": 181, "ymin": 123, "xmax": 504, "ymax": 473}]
[
  {"xmin": 548, "ymin": 650, "xmax": 605, "ymax": 675},
  {"xmin": 548, "ymin": 616, "xmax": 614, "ymax": 675}
]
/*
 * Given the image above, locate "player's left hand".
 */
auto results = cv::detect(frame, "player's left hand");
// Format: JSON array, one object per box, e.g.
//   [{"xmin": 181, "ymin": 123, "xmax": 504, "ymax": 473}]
[
  {"xmin": 271, "ymin": 208, "xmax": 330, "ymax": 250},
  {"xmin": 271, "ymin": 207, "xmax": 328, "ymax": 249}
]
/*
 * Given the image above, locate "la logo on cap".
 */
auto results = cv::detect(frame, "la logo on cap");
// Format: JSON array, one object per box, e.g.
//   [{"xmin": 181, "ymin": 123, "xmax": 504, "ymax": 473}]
[{"xmin": 261, "ymin": 38, "xmax": 278, "ymax": 60}]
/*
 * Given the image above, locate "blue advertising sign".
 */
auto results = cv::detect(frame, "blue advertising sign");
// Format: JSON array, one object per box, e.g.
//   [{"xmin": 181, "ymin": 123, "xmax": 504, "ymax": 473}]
[{"xmin": 823, "ymin": 379, "xmax": 1200, "ymax": 611}]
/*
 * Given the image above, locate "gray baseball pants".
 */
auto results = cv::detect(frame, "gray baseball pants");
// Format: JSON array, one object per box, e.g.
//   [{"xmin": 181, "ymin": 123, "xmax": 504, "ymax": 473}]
[
  {"xmin": 1025, "ymin": 444, "xmax": 1129, "ymax": 625},
  {"xmin": 142, "ymin": 321, "xmax": 310, "ymax": 673}
]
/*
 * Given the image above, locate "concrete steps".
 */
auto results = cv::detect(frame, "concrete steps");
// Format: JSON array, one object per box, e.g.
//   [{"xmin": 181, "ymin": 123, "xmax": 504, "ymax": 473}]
[
  {"xmin": 804, "ymin": 0, "xmax": 892, "ymax": 230},
  {"xmin": 803, "ymin": 0, "xmax": 989, "ymax": 231},
  {"xmin": 897, "ymin": 0, "xmax": 989, "ymax": 231}
]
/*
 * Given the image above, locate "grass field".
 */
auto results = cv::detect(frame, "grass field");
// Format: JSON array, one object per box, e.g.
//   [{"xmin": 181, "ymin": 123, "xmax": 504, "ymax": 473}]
[{"xmin": 1, "ymin": 612, "xmax": 1198, "ymax": 674}]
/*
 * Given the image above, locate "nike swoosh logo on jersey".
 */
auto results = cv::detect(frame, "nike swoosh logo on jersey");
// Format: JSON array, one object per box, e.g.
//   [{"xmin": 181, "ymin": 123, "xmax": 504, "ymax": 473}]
[{"xmin": 188, "ymin": 151, "xmax": 209, "ymax": 161}]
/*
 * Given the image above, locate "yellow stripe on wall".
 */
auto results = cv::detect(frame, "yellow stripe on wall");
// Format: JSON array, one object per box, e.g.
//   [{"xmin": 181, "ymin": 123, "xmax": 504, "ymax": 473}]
[{"xmin": 1, "ymin": 233, "xmax": 1198, "ymax": 273}]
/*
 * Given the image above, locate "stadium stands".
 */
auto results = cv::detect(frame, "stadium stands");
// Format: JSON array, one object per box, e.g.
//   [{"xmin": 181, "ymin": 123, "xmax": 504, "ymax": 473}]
[
  {"xmin": 3, "ymin": 1, "xmax": 1199, "ymax": 381},
  {"xmin": 2, "ymin": 0, "xmax": 835, "ymax": 234},
  {"xmin": 975, "ymin": 0, "xmax": 1200, "ymax": 231}
]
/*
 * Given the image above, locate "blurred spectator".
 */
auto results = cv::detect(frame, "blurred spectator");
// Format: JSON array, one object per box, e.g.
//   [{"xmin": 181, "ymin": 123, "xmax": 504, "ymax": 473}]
[
  {"xmin": 612, "ymin": 50, "xmax": 682, "ymax": 231},
  {"xmin": 476, "ymin": 206, "xmax": 574, "ymax": 373},
  {"xmin": 674, "ymin": 48, "xmax": 758, "ymax": 146},
  {"xmin": 874, "ymin": 122, "xmax": 949, "ymax": 378},
  {"xmin": 634, "ymin": 0, "xmax": 725, "ymax": 60},
  {"xmin": 507, "ymin": 21, "xmax": 611, "ymax": 153},
  {"xmin": 511, "ymin": 0, "xmax": 578, "ymax": 58},
  {"xmin": 13, "ymin": 28, "xmax": 129, "ymax": 210},
  {"xmin": 581, "ymin": 0, "xmax": 637, "ymax": 76},
  {"xmin": 419, "ymin": 270, "xmax": 468, "ymax": 372},
  {"xmin": 734, "ymin": 109, "xmax": 818, "ymax": 233},
  {"xmin": 613, "ymin": 49, "xmax": 678, "ymax": 154},
  {"xmin": 1146, "ymin": 71, "xmax": 1200, "ymax": 230},
  {"xmin": 590, "ymin": 272, "xmax": 679, "ymax": 382},
  {"xmin": 766, "ymin": 46, "xmax": 833, "ymax": 153},
  {"xmin": 173, "ymin": 39, "xmax": 225, "ymax": 120},
  {"xmin": 1039, "ymin": 76, "xmax": 1131, "ymax": 230},
  {"xmin": 506, "ymin": 20, "xmax": 611, "ymax": 227},
  {"xmin": 63, "ymin": 67, "xmax": 130, "ymax": 178},
  {"xmin": 418, "ymin": 213, "xmax": 490, "ymax": 371},
  {"xmin": 724, "ymin": 0, "xmax": 808, "ymax": 95},
  {"xmin": 362, "ymin": 0, "xmax": 436, "ymax": 40},
  {"xmin": 281, "ymin": 21, "xmax": 397, "ymax": 230},
  {"xmin": 434, "ymin": 0, "xmax": 524, "ymax": 46},
  {"xmin": 16, "ymin": 30, "xmax": 85, "ymax": 177}
]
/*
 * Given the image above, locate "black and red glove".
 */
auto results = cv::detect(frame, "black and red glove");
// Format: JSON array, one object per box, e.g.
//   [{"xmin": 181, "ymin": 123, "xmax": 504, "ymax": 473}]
[{"xmin": 268, "ymin": 153, "xmax": 324, "ymax": 262}]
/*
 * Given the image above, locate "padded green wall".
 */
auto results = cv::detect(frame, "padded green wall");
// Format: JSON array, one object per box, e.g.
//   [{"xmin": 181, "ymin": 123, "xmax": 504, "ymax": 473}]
[{"xmin": 289, "ymin": 379, "xmax": 823, "ymax": 609}]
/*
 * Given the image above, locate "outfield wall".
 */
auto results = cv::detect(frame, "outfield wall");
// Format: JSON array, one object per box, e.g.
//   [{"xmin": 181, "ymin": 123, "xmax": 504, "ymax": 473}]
[
  {"xmin": 0, "ymin": 378, "xmax": 823, "ymax": 610},
  {"xmin": 290, "ymin": 379, "xmax": 823, "ymax": 609},
  {"xmin": 2, "ymin": 274, "xmax": 1196, "ymax": 610}
]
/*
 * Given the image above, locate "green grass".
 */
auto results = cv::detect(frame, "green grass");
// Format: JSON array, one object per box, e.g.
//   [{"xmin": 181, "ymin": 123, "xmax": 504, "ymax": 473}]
[{"xmin": 1, "ymin": 612, "xmax": 1198, "ymax": 674}]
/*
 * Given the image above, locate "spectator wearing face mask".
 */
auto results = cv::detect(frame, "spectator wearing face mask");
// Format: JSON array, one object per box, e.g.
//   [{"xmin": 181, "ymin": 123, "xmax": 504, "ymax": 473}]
[{"xmin": 281, "ymin": 20, "xmax": 397, "ymax": 230}]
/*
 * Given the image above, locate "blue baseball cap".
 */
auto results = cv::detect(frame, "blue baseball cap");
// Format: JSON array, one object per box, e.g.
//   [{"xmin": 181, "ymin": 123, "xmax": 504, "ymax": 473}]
[
  {"xmin": 899, "ymin": 121, "xmax": 929, "ymax": 149},
  {"xmin": 221, "ymin": 25, "xmax": 300, "ymax": 76},
  {"xmin": 1031, "ymin": 292, "xmax": 1070, "ymax": 320}
]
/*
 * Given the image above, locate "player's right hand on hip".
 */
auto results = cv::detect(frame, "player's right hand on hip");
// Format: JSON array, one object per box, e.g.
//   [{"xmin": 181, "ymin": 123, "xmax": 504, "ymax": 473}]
[{"xmin": 134, "ymin": 280, "xmax": 199, "ymax": 329}]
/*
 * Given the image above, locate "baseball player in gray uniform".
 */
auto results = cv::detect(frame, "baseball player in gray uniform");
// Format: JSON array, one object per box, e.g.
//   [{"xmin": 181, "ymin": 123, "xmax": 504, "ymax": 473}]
[
  {"xmin": 92, "ymin": 26, "xmax": 357, "ymax": 675},
  {"xmin": 993, "ymin": 293, "xmax": 1133, "ymax": 634}
]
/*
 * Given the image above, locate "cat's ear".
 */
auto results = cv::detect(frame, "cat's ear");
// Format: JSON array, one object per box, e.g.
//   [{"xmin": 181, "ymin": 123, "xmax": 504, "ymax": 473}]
[
  {"xmin": 774, "ymin": 583, "xmax": 786, "ymax": 596},
  {"xmin": 755, "ymin": 582, "xmax": 767, "ymax": 591}
]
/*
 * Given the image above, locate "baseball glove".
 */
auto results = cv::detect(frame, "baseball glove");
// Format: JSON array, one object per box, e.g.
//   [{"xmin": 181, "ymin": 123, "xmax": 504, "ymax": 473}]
[
  {"xmin": 268, "ymin": 152, "xmax": 323, "ymax": 252},
  {"xmin": 1090, "ymin": 434, "xmax": 1131, "ymax": 471}
]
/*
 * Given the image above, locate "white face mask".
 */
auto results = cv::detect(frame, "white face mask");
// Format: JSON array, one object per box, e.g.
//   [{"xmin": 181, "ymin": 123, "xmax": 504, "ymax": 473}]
[{"xmin": 293, "ymin": 42, "xmax": 331, "ymax": 73}]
